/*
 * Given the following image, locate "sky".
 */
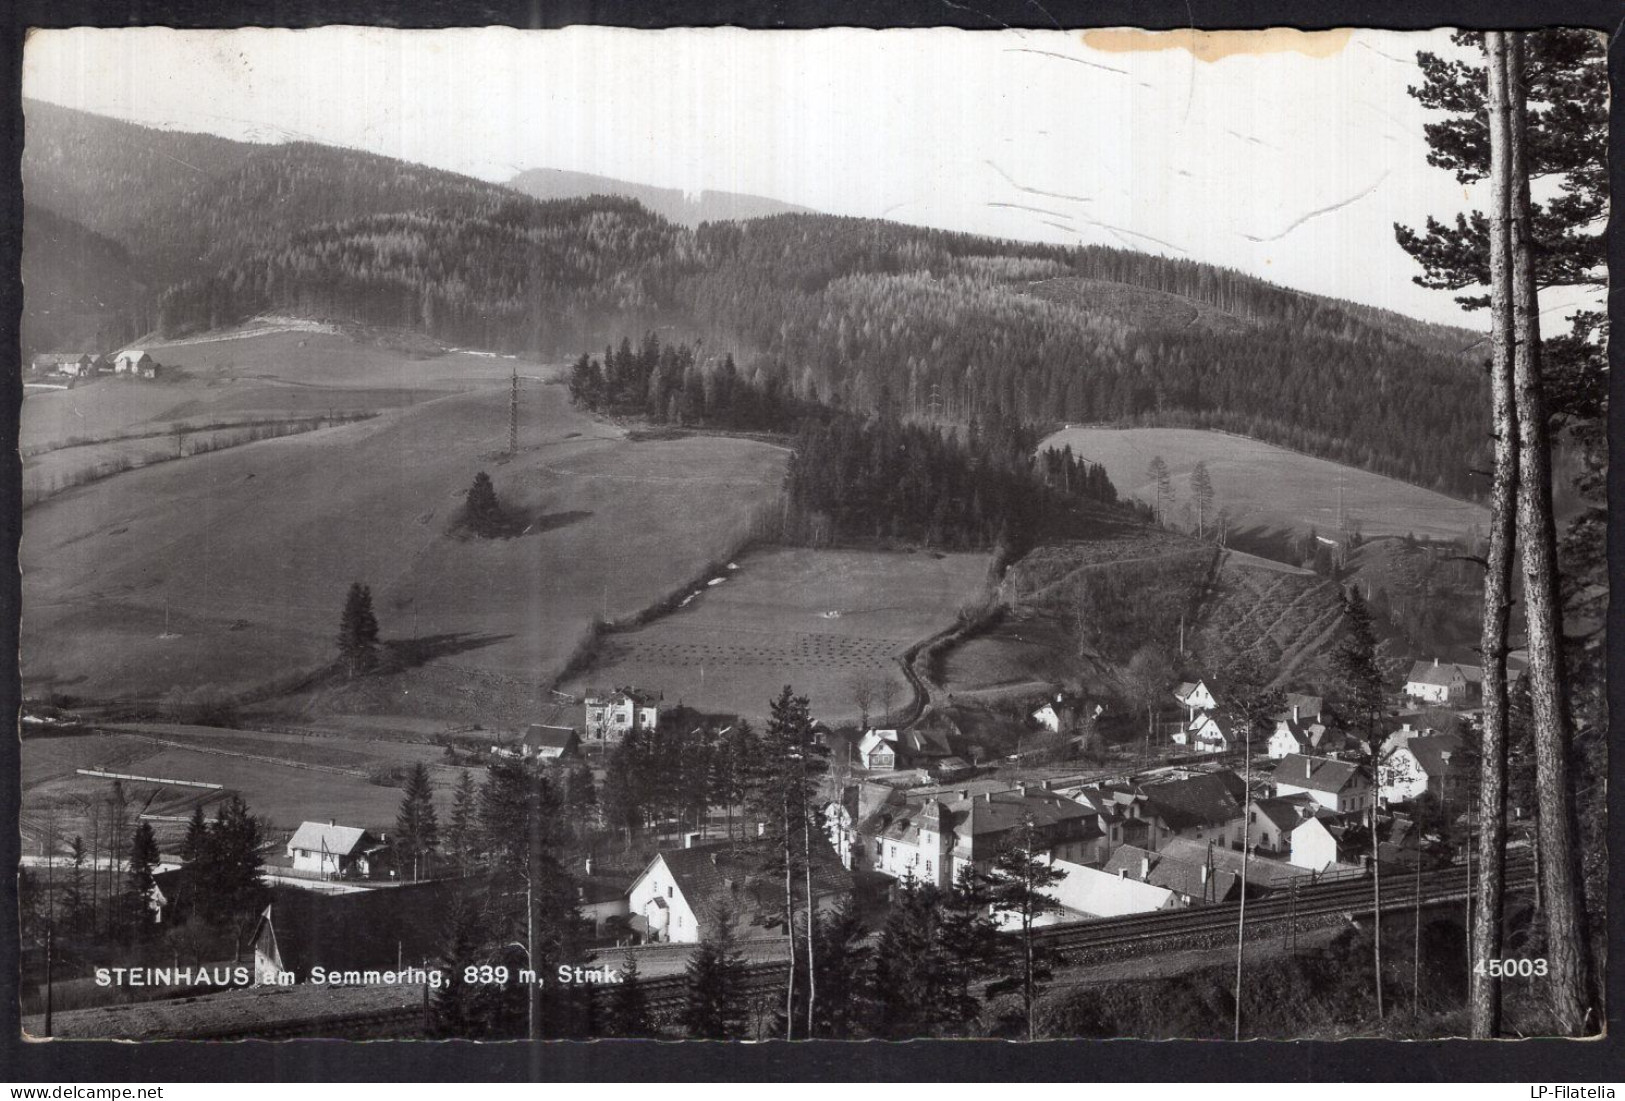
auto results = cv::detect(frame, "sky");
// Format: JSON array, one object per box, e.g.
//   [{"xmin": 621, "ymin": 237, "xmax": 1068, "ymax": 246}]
[{"xmin": 20, "ymin": 25, "xmax": 1598, "ymax": 328}]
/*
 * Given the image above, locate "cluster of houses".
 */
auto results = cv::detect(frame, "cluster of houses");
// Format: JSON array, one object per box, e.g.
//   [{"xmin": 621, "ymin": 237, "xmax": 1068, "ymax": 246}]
[
  {"xmin": 31, "ymin": 348, "xmax": 162, "ymax": 379},
  {"xmin": 225, "ymin": 661, "xmax": 1483, "ymax": 987}
]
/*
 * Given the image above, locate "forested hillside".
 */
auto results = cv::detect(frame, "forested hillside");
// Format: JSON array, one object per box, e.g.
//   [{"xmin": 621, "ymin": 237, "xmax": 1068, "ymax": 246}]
[
  {"xmin": 21, "ymin": 204, "xmax": 148, "ymax": 353},
  {"xmin": 508, "ymin": 166, "xmax": 811, "ymax": 226},
  {"xmin": 23, "ymin": 101, "xmax": 1489, "ymax": 498}
]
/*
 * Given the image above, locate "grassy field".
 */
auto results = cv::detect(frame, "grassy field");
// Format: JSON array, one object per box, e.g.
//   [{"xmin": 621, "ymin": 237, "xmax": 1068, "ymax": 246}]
[
  {"xmin": 23, "ymin": 372, "xmax": 786, "ymax": 715},
  {"xmin": 570, "ymin": 546, "xmax": 991, "ymax": 724},
  {"xmin": 21, "ymin": 324, "xmax": 521, "ymax": 455},
  {"xmin": 21, "ymin": 724, "xmax": 467, "ymax": 849},
  {"xmin": 1038, "ymin": 426, "xmax": 1489, "ymax": 545}
]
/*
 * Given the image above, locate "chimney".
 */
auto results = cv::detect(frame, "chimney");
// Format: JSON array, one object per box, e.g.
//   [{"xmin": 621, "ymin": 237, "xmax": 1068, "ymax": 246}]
[
  {"xmin": 1306, "ymin": 758, "xmax": 1313, "ymax": 779},
  {"xmin": 1292, "ymin": 704, "xmax": 1300, "ymax": 723},
  {"xmin": 982, "ymin": 791, "xmax": 994, "ymax": 803},
  {"xmin": 329, "ymin": 819, "xmax": 336, "ymax": 827},
  {"xmin": 757, "ymin": 821, "xmax": 767, "ymax": 839},
  {"xmin": 1140, "ymin": 856, "xmax": 1151, "ymax": 882},
  {"xmin": 584, "ymin": 856, "xmax": 594, "ymax": 875},
  {"xmin": 1433, "ymin": 658, "xmax": 1439, "ymax": 668},
  {"xmin": 1117, "ymin": 867, "xmax": 1125, "ymax": 879},
  {"xmin": 958, "ymin": 790, "xmax": 969, "ymax": 800},
  {"xmin": 685, "ymin": 831, "xmax": 702, "ymax": 848}
]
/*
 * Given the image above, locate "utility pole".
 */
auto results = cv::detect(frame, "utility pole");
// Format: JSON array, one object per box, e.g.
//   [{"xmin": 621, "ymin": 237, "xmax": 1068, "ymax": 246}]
[
  {"xmin": 1233, "ymin": 730, "xmax": 1252, "ymax": 1041},
  {"xmin": 508, "ymin": 364, "xmax": 520, "ymax": 456}
]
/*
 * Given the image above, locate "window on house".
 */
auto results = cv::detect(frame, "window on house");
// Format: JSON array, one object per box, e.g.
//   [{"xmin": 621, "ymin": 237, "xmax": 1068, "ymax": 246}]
[
  {"xmin": 925, "ymin": 860, "xmax": 932, "ymax": 876},
  {"xmin": 667, "ymin": 886, "xmax": 673, "ymax": 899}
]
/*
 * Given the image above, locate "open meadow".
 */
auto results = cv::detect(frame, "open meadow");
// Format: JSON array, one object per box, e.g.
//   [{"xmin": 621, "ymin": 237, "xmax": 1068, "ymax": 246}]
[
  {"xmin": 21, "ymin": 329, "xmax": 788, "ymax": 727},
  {"xmin": 570, "ymin": 546, "xmax": 991, "ymax": 724},
  {"xmin": 1039, "ymin": 426, "xmax": 1489, "ymax": 545},
  {"xmin": 21, "ymin": 723, "xmax": 467, "ymax": 853}
]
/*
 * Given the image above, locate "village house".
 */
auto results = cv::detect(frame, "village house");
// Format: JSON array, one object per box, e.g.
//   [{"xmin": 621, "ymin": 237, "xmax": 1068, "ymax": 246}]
[
  {"xmin": 626, "ymin": 836, "xmax": 853, "ymax": 944},
  {"xmin": 1247, "ymin": 794, "xmax": 1319, "ymax": 854},
  {"xmin": 1102, "ymin": 843, "xmax": 1240, "ymax": 906},
  {"xmin": 848, "ymin": 784, "xmax": 1107, "ymax": 889},
  {"xmin": 583, "ymin": 687, "xmax": 660, "ymax": 744},
  {"xmin": 1404, "ymin": 659, "xmax": 1489, "ymax": 705},
  {"xmin": 1266, "ymin": 715, "xmax": 1332, "ymax": 759},
  {"xmin": 32, "ymin": 352, "xmax": 98, "ymax": 376},
  {"xmin": 1044, "ymin": 857, "xmax": 1180, "ymax": 919},
  {"xmin": 1158, "ymin": 836, "xmax": 1301, "ymax": 893},
  {"xmin": 1288, "ymin": 814, "xmax": 1350, "ymax": 873},
  {"xmin": 1173, "ymin": 679, "xmax": 1217, "ymax": 721},
  {"xmin": 113, "ymin": 348, "xmax": 159, "ymax": 376},
  {"xmin": 1136, "ymin": 770, "xmax": 1249, "ymax": 849},
  {"xmin": 1379, "ymin": 733, "xmax": 1465, "ymax": 806},
  {"xmin": 493, "ymin": 723, "xmax": 581, "ymax": 761},
  {"xmin": 1180, "ymin": 710, "xmax": 1233, "ymax": 754},
  {"xmin": 855, "ymin": 726, "xmax": 959, "ymax": 773},
  {"xmin": 1272, "ymin": 754, "xmax": 1373, "ymax": 815},
  {"xmin": 251, "ymin": 879, "xmax": 481, "ymax": 985},
  {"xmin": 285, "ymin": 820, "xmax": 389, "ymax": 879},
  {"xmin": 1032, "ymin": 693, "xmax": 1105, "ymax": 735},
  {"xmin": 575, "ymin": 861, "xmax": 632, "ymax": 939}
]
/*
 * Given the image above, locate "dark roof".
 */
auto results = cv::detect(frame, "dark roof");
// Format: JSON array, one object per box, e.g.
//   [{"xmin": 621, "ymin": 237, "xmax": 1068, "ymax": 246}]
[
  {"xmin": 654, "ymin": 838, "xmax": 852, "ymax": 931},
  {"xmin": 1139, "ymin": 771, "xmax": 1247, "ymax": 832},
  {"xmin": 253, "ymin": 878, "xmax": 485, "ymax": 980},
  {"xmin": 1160, "ymin": 837, "xmax": 1300, "ymax": 889},
  {"xmin": 1406, "ymin": 660, "xmax": 1482, "ymax": 688},
  {"xmin": 1401, "ymin": 734, "xmax": 1465, "ymax": 778},
  {"xmin": 1274, "ymin": 754, "xmax": 1366, "ymax": 794},
  {"xmin": 577, "ymin": 872, "xmax": 632, "ymax": 907},
  {"xmin": 1102, "ymin": 844, "xmax": 1240, "ymax": 902},
  {"xmin": 522, "ymin": 724, "xmax": 579, "ymax": 750},
  {"xmin": 897, "ymin": 727, "xmax": 954, "ymax": 759},
  {"xmin": 1251, "ymin": 796, "xmax": 1311, "ymax": 833}
]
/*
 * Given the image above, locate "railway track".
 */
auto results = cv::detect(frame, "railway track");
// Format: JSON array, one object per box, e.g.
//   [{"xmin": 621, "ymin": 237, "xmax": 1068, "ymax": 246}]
[{"xmin": 632, "ymin": 856, "xmax": 1535, "ymax": 1012}]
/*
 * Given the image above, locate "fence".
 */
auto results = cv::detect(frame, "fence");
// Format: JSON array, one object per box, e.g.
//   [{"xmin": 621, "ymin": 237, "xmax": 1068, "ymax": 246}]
[{"xmin": 75, "ymin": 768, "xmax": 221, "ymax": 790}]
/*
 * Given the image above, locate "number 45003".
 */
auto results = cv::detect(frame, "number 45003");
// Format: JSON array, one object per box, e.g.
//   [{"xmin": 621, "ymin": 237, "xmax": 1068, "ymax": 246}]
[{"xmin": 1475, "ymin": 958, "xmax": 1548, "ymax": 978}]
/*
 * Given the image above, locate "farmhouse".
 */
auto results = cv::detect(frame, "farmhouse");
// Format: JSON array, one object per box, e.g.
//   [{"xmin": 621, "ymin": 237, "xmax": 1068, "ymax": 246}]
[
  {"xmin": 251, "ymin": 879, "xmax": 482, "ymax": 985},
  {"xmin": 113, "ymin": 349, "xmax": 159, "ymax": 376},
  {"xmin": 285, "ymin": 820, "xmax": 388, "ymax": 879},
  {"xmin": 626, "ymin": 836, "xmax": 852, "ymax": 944},
  {"xmin": 493, "ymin": 723, "xmax": 581, "ymax": 761},
  {"xmin": 583, "ymin": 687, "xmax": 660, "ymax": 744},
  {"xmin": 32, "ymin": 352, "xmax": 97, "ymax": 376},
  {"xmin": 1380, "ymin": 733, "xmax": 1465, "ymax": 806},
  {"xmin": 1032, "ymin": 693, "xmax": 1105, "ymax": 734},
  {"xmin": 1404, "ymin": 659, "xmax": 1492, "ymax": 705},
  {"xmin": 1288, "ymin": 815, "xmax": 1348, "ymax": 873},
  {"xmin": 1272, "ymin": 754, "xmax": 1373, "ymax": 815}
]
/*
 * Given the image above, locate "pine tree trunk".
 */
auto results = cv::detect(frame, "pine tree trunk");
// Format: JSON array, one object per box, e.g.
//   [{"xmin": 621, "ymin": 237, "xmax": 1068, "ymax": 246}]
[
  {"xmin": 1507, "ymin": 32, "xmax": 1595, "ymax": 1036},
  {"xmin": 1470, "ymin": 29, "xmax": 1517, "ymax": 1041},
  {"xmin": 782, "ymin": 801, "xmax": 796, "ymax": 1041},
  {"xmin": 804, "ymin": 810, "xmax": 817, "ymax": 1038},
  {"xmin": 1233, "ymin": 733, "xmax": 1251, "ymax": 1040}
]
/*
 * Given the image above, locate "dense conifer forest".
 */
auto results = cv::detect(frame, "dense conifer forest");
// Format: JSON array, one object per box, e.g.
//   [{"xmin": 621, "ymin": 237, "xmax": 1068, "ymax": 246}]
[
  {"xmin": 569, "ymin": 335, "xmax": 1123, "ymax": 553},
  {"xmin": 24, "ymin": 101, "xmax": 1489, "ymax": 499}
]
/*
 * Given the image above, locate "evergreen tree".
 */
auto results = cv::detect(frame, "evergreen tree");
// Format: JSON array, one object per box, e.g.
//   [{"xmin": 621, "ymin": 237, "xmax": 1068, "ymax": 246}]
[
  {"xmin": 682, "ymin": 904, "xmax": 748, "ymax": 1040},
  {"xmin": 447, "ymin": 769, "xmax": 479, "ymax": 873},
  {"xmin": 605, "ymin": 950, "xmax": 653, "ymax": 1038},
  {"xmin": 396, "ymin": 762, "xmax": 439, "ymax": 881},
  {"xmin": 869, "ymin": 877, "xmax": 949, "ymax": 1038},
  {"xmin": 808, "ymin": 900, "xmax": 872, "ymax": 1039},
  {"xmin": 124, "ymin": 820, "xmax": 161, "ymax": 936},
  {"xmin": 935, "ymin": 866, "xmax": 1004, "ymax": 1031},
  {"xmin": 336, "ymin": 581, "xmax": 379, "ymax": 677},
  {"xmin": 430, "ymin": 898, "xmax": 496, "ymax": 1039},
  {"xmin": 192, "ymin": 795, "xmax": 267, "ymax": 936},
  {"xmin": 985, "ymin": 828, "xmax": 1065, "ymax": 1040},
  {"xmin": 182, "ymin": 804, "xmax": 208, "ymax": 863},
  {"xmin": 64, "ymin": 836, "xmax": 90, "ymax": 935},
  {"xmin": 463, "ymin": 471, "xmax": 516, "ymax": 538}
]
